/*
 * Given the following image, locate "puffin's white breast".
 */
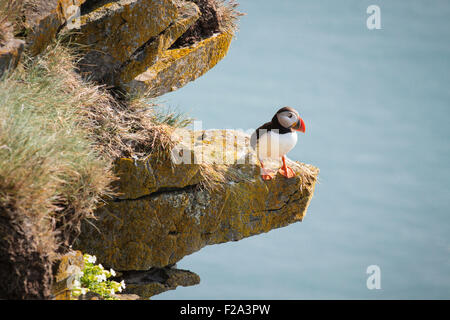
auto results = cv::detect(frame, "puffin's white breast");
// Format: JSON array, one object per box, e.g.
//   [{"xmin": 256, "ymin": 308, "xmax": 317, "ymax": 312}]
[{"xmin": 256, "ymin": 131, "xmax": 298, "ymax": 160}]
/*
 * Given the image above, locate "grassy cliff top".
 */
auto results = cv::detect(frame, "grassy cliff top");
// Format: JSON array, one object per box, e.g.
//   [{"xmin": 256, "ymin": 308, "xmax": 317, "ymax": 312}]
[{"xmin": 0, "ymin": 35, "xmax": 189, "ymax": 298}]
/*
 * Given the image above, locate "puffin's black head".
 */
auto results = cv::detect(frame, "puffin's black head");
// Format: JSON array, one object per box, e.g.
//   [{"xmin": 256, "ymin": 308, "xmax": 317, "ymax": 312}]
[{"xmin": 273, "ymin": 106, "xmax": 306, "ymax": 132}]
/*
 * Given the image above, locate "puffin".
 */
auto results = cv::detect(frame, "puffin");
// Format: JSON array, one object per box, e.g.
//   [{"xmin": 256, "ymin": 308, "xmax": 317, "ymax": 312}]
[{"xmin": 250, "ymin": 107, "xmax": 306, "ymax": 181}]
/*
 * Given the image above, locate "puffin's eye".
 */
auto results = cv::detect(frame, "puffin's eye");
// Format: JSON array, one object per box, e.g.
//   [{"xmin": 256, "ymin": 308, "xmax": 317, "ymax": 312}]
[{"xmin": 288, "ymin": 114, "xmax": 293, "ymax": 118}]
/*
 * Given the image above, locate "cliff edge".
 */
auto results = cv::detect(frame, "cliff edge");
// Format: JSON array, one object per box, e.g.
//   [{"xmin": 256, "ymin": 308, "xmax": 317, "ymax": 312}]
[{"xmin": 75, "ymin": 129, "xmax": 319, "ymax": 298}]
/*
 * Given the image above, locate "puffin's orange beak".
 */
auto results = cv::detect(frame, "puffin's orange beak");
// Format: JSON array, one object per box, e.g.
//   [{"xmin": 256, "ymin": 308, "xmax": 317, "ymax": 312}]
[{"xmin": 293, "ymin": 116, "xmax": 305, "ymax": 132}]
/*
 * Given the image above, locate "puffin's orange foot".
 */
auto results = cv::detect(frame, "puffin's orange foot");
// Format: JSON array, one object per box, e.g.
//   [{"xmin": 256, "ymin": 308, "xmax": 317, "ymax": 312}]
[
  {"xmin": 278, "ymin": 166, "xmax": 296, "ymax": 178},
  {"xmin": 260, "ymin": 168, "xmax": 274, "ymax": 181}
]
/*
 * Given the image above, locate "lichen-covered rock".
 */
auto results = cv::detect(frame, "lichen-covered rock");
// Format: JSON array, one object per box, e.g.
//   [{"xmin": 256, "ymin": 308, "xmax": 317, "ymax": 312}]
[
  {"xmin": 117, "ymin": 0, "xmax": 201, "ymax": 84},
  {"xmin": 52, "ymin": 250, "xmax": 85, "ymax": 300},
  {"xmin": 0, "ymin": 38, "xmax": 25, "ymax": 78},
  {"xmin": 113, "ymin": 156, "xmax": 202, "ymax": 200},
  {"xmin": 75, "ymin": 130, "xmax": 319, "ymax": 271},
  {"xmin": 19, "ymin": 0, "xmax": 235, "ymax": 96},
  {"xmin": 73, "ymin": 0, "xmax": 182, "ymax": 84},
  {"xmin": 22, "ymin": 0, "xmax": 61, "ymax": 56},
  {"xmin": 124, "ymin": 31, "xmax": 233, "ymax": 97},
  {"xmin": 120, "ymin": 266, "xmax": 200, "ymax": 299},
  {"xmin": 22, "ymin": 0, "xmax": 86, "ymax": 56}
]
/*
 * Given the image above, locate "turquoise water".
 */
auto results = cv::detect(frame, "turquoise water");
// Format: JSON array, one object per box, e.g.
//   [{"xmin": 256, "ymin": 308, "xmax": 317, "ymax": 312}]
[{"xmin": 153, "ymin": 0, "xmax": 450, "ymax": 299}]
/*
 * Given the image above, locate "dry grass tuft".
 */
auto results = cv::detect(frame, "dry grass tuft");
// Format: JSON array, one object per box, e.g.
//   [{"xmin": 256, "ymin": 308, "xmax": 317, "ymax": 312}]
[
  {"xmin": 197, "ymin": 163, "xmax": 229, "ymax": 191},
  {"xmin": 117, "ymin": 95, "xmax": 191, "ymax": 159},
  {"xmin": 53, "ymin": 33, "xmax": 194, "ymax": 161},
  {"xmin": 0, "ymin": 39, "xmax": 116, "ymax": 255},
  {"xmin": 215, "ymin": 0, "xmax": 245, "ymax": 34},
  {"xmin": 295, "ymin": 162, "xmax": 320, "ymax": 192}
]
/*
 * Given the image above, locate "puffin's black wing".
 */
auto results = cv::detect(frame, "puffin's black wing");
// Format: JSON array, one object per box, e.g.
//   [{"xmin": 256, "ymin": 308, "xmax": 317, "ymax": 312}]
[{"xmin": 250, "ymin": 121, "xmax": 272, "ymax": 150}]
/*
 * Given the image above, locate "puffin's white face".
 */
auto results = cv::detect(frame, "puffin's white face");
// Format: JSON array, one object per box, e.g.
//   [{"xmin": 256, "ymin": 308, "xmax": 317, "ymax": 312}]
[{"xmin": 277, "ymin": 110, "xmax": 299, "ymax": 129}]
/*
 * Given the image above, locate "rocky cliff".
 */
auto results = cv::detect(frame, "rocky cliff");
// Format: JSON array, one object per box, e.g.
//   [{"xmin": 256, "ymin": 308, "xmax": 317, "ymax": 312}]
[
  {"xmin": 0, "ymin": 0, "xmax": 318, "ymax": 299},
  {"xmin": 1, "ymin": 0, "xmax": 234, "ymax": 94}
]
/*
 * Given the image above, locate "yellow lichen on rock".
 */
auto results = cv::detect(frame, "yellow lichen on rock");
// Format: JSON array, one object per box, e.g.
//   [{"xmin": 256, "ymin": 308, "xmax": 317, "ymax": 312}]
[
  {"xmin": 21, "ymin": 0, "xmax": 86, "ymax": 56},
  {"xmin": 52, "ymin": 250, "xmax": 84, "ymax": 300},
  {"xmin": 112, "ymin": 154, "xmax": 203, "ymax": 200},
  {"xmin": 17, "ymin": 0, "xmax": 236, "ymax": 97},
  {"xmin": 117, "ymin": 1, "xmax": 201, "ymax": 84},
  {"xmin": 73, "ymin": 0, "xmax": 180, "ymax": 83},
  {"xmin": 125, "ymin": 31, "xmax": 233, "ymax": 97},
  {"xmin": 0, "ymin": 38, "xmax": 25, "ymax": 77},
  {"xmin": 22, "ymin": 0, "xmax": 62, "ymax": 56},
  {"xmin": 75, "ymin": 0, "xmax": 178, "ymax": 63}
]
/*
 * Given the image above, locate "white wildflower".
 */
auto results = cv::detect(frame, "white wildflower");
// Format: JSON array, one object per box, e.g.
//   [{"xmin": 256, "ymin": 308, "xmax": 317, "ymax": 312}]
[
  {"xmin": 72, "ymin": 279, "xmax": 81, "ymax": 289},
  {"xmin": 86, "ymin": 255, "xmax": 96, "ymax": 264},
  {"xmin": 96, "ymin": 274, "xmax": 107, "ymax": 282},
  {"xmin": 109, "ymin": 269, "xmax": 116, "ymax": 277}
]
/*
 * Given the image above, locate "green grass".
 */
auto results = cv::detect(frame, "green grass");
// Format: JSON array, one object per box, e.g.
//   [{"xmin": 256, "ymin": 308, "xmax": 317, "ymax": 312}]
[{"xmin": 0, "ymin": 39, "xmax": 114, "ymax": 257}]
